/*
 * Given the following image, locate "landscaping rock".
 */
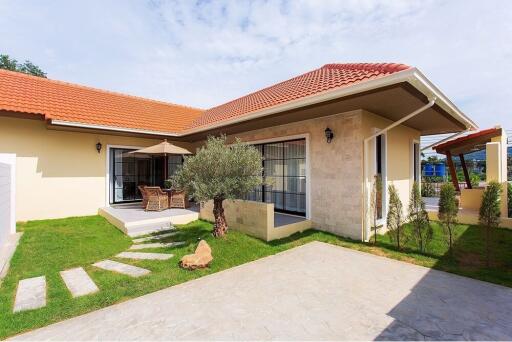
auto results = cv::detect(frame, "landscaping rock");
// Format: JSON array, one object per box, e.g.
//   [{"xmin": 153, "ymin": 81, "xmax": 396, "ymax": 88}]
[{"xmin": 180, "ymin": 240, "xmax": 213, "ymax": 270}]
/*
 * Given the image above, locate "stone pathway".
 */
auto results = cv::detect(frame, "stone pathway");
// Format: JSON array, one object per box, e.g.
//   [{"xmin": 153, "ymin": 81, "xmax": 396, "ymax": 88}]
[
  {"xmin": 12, "ymin": 229, "xmax": 181, "ymax": 312},
  {"xmin": 132, "ymin": 231, "xmax": 177, "ymax": 243},
  {"xmin": 13, "ymin": 276, "xmax": 46, "ymax": 312},
  {"xmin": 116, "ymin": 252, "xmax": 174, "ymax": 260},
  {"xmin": 60, "ymin": 267, "xmax": 99, "ymax": 298},
  {"xmin": 92, "ymin": 260, "xmax": 150, "ymax": 277},
  {"xmin": 129, "ymin": 241, "xmax": 185, "ymax": 250}
]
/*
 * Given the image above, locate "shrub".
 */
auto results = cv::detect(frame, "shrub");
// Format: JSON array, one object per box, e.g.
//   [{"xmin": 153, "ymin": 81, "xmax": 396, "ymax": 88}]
[
  {"xmin": 369, "ymin": 174, "xmax": 382, "ymax": 244},
  {"xmin": 408, "ymin": 182, "xmax": 433, "ymax": 253},
  {"xmin": 438, "ymin": 183, "xmax": 458, "ymax": 257},
  {"xmin": 421, "ymin": 181, "xmax": 436, "ymax": 197},
  {"xmin": 479, "ymin": 181, "xmax": 502, "ymax": 267},
  {"xmin": 386, "ymin": 184, "xmax": 405, "ymax": 250},
  {"xmin": 508, "ymin": 182, "xmax": 512, "ymax": 218}
]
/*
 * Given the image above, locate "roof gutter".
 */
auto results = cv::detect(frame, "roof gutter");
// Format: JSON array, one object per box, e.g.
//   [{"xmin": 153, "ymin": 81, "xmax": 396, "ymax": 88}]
[
  {"xmin": 49, "ymin": 120, "xmax": 180, "ymax": 137},
  {"xmin": 180, "ymin": 67, "xmax": 478, "ymax": 136}
]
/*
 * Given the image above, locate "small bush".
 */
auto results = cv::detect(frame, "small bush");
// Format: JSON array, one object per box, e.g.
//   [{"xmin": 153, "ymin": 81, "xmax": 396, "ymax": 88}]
[
  {"xmin": 479, "ymin": 181, "xmax": 502, "ymax": 267},
  {"xmin": 438, "ymin": 183, "xmax": 458, "ymax": 256},
  {"xmin": 421, "ymin": 181, "xmax": 436, "ymax": 197},
  {"xmin": 386, "ymin": 184, "xmax": 405, "ymax": 250},
  {"xmin": 408, "ymin": 182, "xmax": 433, "ymax": 253},
  {"xmin": 508, "ymin": 182, "xmax": 512, "ymax": 217}
]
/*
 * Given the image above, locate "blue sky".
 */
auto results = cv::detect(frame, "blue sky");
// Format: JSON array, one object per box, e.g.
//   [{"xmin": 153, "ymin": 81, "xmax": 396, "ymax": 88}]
[{"xmin": 1, "ymin": 0, "xmax": 511, "ymax": 129}]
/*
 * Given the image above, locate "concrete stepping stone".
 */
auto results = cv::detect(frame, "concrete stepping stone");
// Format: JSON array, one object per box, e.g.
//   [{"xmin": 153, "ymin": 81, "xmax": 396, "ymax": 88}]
[
  {"xmin": 13, "ymin": 276, "xmax": 46, "ymax": 312},
  {"xmin": 132, "ymin": 231, "xmax": 178, "ymax": 243},
  {"xmin": 129, "ymin": 241, "xmax": 185, "ymax": 250},
  {"xmin": 116, "ymin": 252, "xmax": 174, "ymax": 260},
  {"xmin": 60, "ymin": 267, "xmax": 99, "ymax": 298},
  {"xmin": 93, "ymin": 260, "xmax": 150, "ymax": 277}
]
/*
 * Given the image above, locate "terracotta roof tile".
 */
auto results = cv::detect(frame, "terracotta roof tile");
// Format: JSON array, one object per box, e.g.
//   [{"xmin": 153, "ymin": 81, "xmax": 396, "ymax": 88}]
[
  {"xmin": 0, "ymin": 63, "xmax": 411, "ymax": 134},
  {"xmin": 0, "ymin": 69, "xmax": 203, "ymax": 133},
  {"xmin": 190, "ymin": 63, "xmax": 411, "ymax": 129}
]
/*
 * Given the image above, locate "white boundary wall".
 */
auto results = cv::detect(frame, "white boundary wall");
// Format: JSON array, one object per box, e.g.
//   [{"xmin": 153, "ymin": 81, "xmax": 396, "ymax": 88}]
[{"xmin": 0, "ymin": 153, "xmax": 16, "ymax": 247}]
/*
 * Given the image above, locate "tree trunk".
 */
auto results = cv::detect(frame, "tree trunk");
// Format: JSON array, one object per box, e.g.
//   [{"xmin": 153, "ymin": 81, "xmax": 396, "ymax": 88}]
[{"xmin": 212, "ymin": 197, "xmax": 227, "ymax": 237}]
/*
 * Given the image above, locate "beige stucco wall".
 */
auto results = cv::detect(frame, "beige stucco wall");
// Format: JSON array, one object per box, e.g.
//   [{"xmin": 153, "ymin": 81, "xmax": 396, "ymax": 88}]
[
  {"xmin": 362, "ymin": 111, "xmax": 421, "ymax": 230},
  {"xmin": 0, "ymin": 116, "xmax": 193, "ymax": 221}
]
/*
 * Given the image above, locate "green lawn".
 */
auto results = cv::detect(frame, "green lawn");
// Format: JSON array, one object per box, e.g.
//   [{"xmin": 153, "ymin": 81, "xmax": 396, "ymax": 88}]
[{"xmin": 1, "ymin": 216, "xmax": 512, "ymax": 339}]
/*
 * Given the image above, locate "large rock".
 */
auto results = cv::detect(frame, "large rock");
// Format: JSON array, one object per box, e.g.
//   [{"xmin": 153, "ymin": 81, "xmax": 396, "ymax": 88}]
[{"xmin": 180, "ymin": 240, "xmax": 213, "ymax": 270}]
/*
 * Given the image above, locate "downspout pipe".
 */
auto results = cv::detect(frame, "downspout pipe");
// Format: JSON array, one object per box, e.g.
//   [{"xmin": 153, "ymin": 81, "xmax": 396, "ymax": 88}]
[{"xmin": 362, "ymin": 98, "xmax": 436, "ymax": 242}]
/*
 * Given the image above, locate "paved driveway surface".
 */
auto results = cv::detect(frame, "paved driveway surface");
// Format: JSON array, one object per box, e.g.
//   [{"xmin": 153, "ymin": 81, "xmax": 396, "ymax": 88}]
[{"xmin": 12, "ymin": 242, "xmax": 512, "ymax": 340}]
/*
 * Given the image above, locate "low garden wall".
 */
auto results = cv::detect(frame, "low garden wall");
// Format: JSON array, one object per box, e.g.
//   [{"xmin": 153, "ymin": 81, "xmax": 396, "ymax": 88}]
[
  {"xmin": 199, "ymin": 199, "xmax": 312, "ymax": 241},
  {"xmin": 200, "ymin": 199, "xmax": 273, "ymax": 241}
]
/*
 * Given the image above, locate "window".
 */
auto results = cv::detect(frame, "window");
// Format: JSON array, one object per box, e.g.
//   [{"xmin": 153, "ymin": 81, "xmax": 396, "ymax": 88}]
[
  {"xmin": 246, "ymin": 139, "xmax": 306, "ymax": 216},
  {"xmin": 375, "ymin": 135, "xmax": 385, "ymax": 220},
  {"xmin": 413, "ymin": 142, "xmax": 420, "ymax": 183},
  {"xmin": 167, "ymin": 155, "xmax": 184, "ymax": 178}
]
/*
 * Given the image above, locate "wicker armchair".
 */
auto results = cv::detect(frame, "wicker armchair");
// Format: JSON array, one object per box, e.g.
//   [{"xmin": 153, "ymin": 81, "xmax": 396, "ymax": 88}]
[
  {"xmin": 144, "ymin": 186, "xmax": 169, "ymax": 211},
  {"xmin": 138, "ymin": 185, "xmax": 149, "ymax": 208},
  {"xmin": 169, "ymin": 189, "xmax": 190, "ymax": 209}
]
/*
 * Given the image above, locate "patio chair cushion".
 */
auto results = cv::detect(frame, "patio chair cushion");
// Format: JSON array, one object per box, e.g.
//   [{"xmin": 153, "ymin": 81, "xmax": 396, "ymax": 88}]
[{"xmin": 180, "ymin": 240, "xmax": 213, "ymax": 270}]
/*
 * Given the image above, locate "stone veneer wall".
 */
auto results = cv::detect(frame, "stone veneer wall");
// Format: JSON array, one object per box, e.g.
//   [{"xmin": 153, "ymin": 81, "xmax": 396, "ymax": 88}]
[
  {"xmin": 226, "ymin": 110, "xmax": 364, "ymax": 240},
  {"xmin": 200, "ymin": 199, "xmax": 273, "ymax": 241}
]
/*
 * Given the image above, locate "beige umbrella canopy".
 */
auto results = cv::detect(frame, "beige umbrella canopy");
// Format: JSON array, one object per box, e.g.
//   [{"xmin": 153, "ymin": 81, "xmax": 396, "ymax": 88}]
[
  {"xmin": 130, "ymin": 139, "xmax": 192, "ymax": 155},
  {"xmin": 130, "ymin": 140, "xmax": 191, "ymax": 180}
]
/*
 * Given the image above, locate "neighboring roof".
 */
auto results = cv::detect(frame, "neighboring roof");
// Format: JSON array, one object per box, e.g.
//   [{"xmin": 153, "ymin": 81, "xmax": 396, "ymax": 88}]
[
  {"xmin": 191, "ymin": 63, "xmax": 411, "ymax": 129},
  {"xmin": 434, "ymin": 127, "xmax": 502, "ymax": 154},
  {"xmin": 0, "ymin": 69, "xmax": 203, "ymax": 134}
]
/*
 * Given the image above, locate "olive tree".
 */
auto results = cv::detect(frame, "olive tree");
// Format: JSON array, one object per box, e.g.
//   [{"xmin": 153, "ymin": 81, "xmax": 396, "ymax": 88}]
[
  {"xmin": 172, "ymin": 135, "xmax": 263, "ymax": 237},
  {"xmin": 438, "ymin": 183, "xmax": 458, "ymax": 257},
  {"xmin": 387, "ymin": 184, "xmax": 405, "ymax": 250},
  {"xmin": 479, "ymin": 181, "xmax": 502, "ymax": 267},
  {"xmin": 408, "ymin": 182, "xmax": 432, "ymax": 253}
]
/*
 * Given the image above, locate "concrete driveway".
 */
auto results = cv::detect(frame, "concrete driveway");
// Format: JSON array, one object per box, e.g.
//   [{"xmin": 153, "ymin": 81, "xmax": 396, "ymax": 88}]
[{"xmin": 12, "ymin": 242, "xmax": 512, "ymax": 341}]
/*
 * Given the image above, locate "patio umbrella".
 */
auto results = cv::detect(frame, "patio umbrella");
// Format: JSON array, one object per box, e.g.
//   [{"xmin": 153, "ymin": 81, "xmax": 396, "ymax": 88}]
[{"xmin": 130, "ymin": 140, "xmax": 191, "ymax": 180}]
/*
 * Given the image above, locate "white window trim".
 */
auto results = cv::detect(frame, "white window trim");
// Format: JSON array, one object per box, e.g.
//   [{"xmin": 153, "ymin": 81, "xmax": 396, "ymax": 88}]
[
  {"xmin": 237, "ymin": 133, "xmax": 311, "ymax": 220},
  {"xmin": 105, "ymin": 144, "xmax": 145, "ymax": 207}
]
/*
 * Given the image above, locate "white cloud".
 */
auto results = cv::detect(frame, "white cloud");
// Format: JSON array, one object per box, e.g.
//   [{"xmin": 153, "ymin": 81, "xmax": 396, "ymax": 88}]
[{"xmin": 0, "ymin": 0, "xmax": 511, "ymax": 128}]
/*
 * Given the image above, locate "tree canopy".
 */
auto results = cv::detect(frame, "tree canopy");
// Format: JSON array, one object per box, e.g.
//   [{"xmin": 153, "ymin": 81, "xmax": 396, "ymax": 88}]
[
  {"xmin": 172, "ymin": 135, "xmax": 263, "ymax": 237},
  {"xmin": 0, "ymin": 54, "xmax": 46, "ymax": 78}
]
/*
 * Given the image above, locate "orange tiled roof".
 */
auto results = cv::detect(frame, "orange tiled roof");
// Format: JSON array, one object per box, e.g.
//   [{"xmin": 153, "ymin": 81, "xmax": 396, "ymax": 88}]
[
  {"xmin": 0, "ymin": 63, "xmax": 411, "ymax": 134},
  {"xmin": 190, "ymin": 63, "xmax": 411, "ymax": 129},
  {"xmin": 0, "ymin": 69, "xmax": 203, "ymax": 133}
]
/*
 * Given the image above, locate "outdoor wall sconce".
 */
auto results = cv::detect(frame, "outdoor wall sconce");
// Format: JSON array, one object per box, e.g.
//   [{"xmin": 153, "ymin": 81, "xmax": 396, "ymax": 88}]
[
  {"xmin": 325, "ymin": 127, "xmax": 334, "ymax": 143},
  {"xmin": 96, "ymin": 142, "xmax": 103, "ymax": 154}
]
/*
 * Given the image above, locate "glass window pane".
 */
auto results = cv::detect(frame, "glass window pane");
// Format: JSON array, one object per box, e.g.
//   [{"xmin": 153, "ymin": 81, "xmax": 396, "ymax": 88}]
[
  {"xmin": 265, "ymin": 176, "xmax": 283, "ymax": 191},
  {"xmin": 284, "ymin": 140, "xmax": 305, "ymax": 158},
  {"xmin": 264, "ymin": 143, "xmax": 283, "ymax": 159},
  {"xmin": 284, "ymin": 158, "xmax": 306, "ymax": 177},
  {"xmin": 265, "ymin": 160, "xmax": 283, "ymax": 176}
]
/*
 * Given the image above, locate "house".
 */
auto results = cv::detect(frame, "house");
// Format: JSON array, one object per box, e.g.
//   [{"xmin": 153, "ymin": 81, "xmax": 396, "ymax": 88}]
[{"xmin": 0, "ymin": 63, "xmax": 478, "ymax": 243}]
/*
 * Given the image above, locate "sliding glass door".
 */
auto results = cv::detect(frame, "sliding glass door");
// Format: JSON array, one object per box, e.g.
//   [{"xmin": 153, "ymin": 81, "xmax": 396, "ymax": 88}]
[
  {"xmin": 110, "ymin": 148, "xmax": 184, "ymax": 204},
  {"xmin": 246, "ymin": 139, "xmax": 306, "ymax": 216}
]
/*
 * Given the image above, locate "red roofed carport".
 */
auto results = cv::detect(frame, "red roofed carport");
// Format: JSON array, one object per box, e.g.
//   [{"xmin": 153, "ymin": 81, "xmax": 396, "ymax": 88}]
[{"xmin": 434, "ymin": 127, "xmax": 503, "ymax": 191}]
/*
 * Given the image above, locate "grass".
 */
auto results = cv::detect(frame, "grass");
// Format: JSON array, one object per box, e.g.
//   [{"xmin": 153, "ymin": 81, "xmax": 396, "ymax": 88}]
[{"xmin": 1, "ymin": 216, "xmax": 512, "ymax": 338}]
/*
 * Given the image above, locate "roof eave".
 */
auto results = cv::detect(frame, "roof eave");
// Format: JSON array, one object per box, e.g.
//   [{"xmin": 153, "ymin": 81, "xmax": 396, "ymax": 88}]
[
  {"xmin": 179, "ymin": 67, "xmax": 478, "ymax": 136},
  {"xmin": 49, "ymin": 119, "xmax": 180, "ymax": 137}
]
